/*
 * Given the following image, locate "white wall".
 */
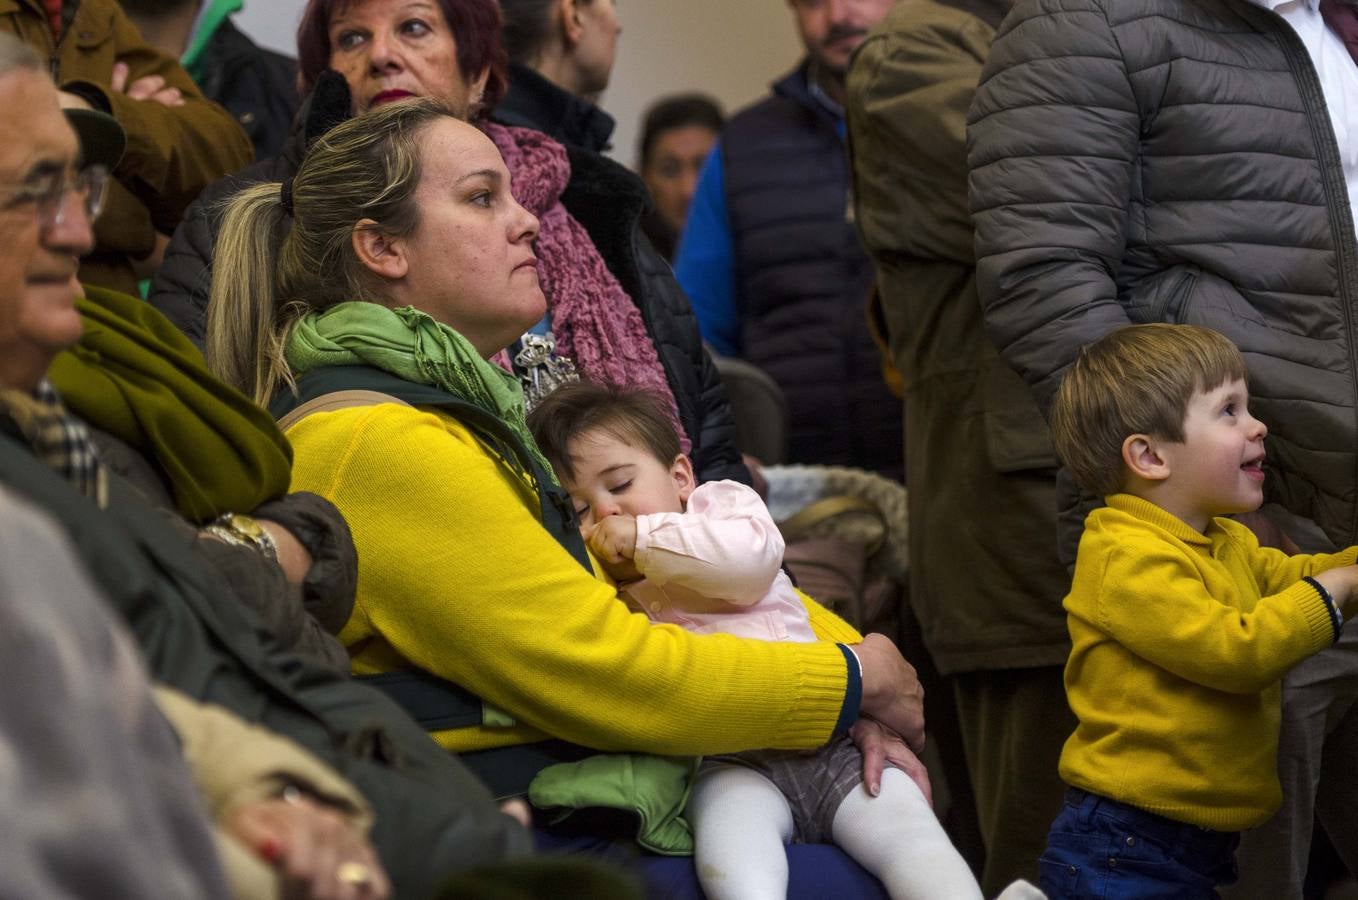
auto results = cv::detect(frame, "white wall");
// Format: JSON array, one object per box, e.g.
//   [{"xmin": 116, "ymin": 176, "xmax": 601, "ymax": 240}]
[
  {"xmin": 232, "ymin": 1, "xmax": 806, "ymax": 170},
  {"xmin": 600, "ymin": 1, "xmax": 804, "ymax": 168},
  {"xmin": 233, "ymin": 2, "xmax": 304, "ymax": 58}
]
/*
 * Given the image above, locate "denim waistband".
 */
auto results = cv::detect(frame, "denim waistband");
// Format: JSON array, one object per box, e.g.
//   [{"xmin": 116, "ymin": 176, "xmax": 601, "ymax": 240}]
[{"xmin": 1064, "ymin": 788, "xmax": 1240, "ymax": 857}]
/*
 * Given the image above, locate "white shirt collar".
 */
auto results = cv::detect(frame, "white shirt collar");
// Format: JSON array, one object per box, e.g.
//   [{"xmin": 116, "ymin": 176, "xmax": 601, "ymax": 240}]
[{"xmin": 1249, "ymin": 0, "xmax": 1321, "ymax": 12}]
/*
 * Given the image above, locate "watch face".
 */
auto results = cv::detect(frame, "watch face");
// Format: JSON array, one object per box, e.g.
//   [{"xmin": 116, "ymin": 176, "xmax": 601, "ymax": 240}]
[{"xmin": 228, "ymin": 514, "xmax": 265, "ymax": 540}]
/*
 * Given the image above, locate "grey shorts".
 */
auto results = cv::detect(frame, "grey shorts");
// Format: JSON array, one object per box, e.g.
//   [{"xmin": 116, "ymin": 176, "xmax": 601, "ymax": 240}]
[{"xmin": 702, "ymin": 734, "xmax": 865, "ymax": 843}]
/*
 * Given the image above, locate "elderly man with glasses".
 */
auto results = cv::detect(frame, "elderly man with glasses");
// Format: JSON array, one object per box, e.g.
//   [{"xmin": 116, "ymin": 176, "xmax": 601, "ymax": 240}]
[
  {"xmin": 0, "ymin": 27, "xmax": 548, "ymax": 900},
  {"xmin": 0, "ymin": 0, "xmax": 251, "ymax": 296}
]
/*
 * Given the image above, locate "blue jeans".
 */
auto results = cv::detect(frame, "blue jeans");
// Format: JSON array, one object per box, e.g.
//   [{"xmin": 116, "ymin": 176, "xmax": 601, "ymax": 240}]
[{"xmin": 1039, "ymin": 789, "xmax": 1240, "ymax": 899}]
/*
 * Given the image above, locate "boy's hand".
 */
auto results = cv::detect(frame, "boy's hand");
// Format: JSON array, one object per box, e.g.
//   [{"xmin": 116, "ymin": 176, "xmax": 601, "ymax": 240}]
[
  {"xmin": 1314, "ymin": 564, "xmax": 1358, "ymax": 613},
  {"xmin": 585, "ymin": 515, "xmax": 641, "ymax": 582}
]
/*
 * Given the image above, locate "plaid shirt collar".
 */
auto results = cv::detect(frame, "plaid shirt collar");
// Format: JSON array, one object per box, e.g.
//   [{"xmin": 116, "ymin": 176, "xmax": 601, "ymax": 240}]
[{"xmin": 0, "ymin": 379, "xmax": 107, "ymax": 508}]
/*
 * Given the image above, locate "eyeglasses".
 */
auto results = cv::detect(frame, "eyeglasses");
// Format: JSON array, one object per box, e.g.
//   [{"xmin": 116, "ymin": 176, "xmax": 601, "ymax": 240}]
[{"xmin": 0, "ymin": 164, "xmax": 110, "ymax": 229}]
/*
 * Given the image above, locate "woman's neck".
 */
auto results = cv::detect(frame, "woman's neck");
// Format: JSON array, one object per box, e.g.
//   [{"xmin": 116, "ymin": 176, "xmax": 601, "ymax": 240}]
[{"xmin": 526, "ymin": 48, "xmax": 590, "ymax": 101}]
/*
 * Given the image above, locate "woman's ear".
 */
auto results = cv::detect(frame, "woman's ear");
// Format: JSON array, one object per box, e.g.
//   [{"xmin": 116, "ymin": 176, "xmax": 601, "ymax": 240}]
[
  {"xmin": 671, "ymin": 453, "xmax": 697, "ymax": 505},
  {"xmin": 468, "ymin": 66, "xmax": 491, "ymax": 114},
  {"xmin": 351, "ymin": 219, "xmax": 409, "ymax": 281},
  {"xmin": 558, "ymin": 0, "xmax": 585, "ymax": 45},
  {"xmin": 1122, "ymin": 433, "xmax": 1171, "ymax": 483}
]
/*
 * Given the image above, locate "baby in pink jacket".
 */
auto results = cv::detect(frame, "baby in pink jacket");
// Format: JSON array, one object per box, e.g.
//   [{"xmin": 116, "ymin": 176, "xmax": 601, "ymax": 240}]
[{"xmin": 528, "ymin": 382, "xmax": 994, "ymax": 900}]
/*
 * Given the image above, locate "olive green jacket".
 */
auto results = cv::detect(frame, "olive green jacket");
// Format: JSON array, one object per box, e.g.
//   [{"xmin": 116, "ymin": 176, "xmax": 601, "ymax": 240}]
[
  {"xmin": 0, "ymin": 0, "xmax": 251, "ymax": 294},
  {"xmin": 847, "ymin": 0, "xmax": 1069, "ymax": 673}
]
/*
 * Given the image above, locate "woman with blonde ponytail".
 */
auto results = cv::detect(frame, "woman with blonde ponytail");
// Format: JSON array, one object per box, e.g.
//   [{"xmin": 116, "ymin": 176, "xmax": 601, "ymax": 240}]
[
  {"xmin": 208, "ymin": 103, "xmax": 427, "ymax": 405},
  {"xmin": 206, "ymin": 97, "xmax": 924, "ymax": 898}
]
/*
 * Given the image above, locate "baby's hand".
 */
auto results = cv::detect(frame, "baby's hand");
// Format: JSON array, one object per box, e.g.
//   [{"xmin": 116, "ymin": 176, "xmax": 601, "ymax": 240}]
[
  {"xmin": 586, "ymin": 514, "xmax": 638, "ymax": 563},
  {"xmin": 585, "ymin": 515, "xmax": 641, "ymax": 582}
]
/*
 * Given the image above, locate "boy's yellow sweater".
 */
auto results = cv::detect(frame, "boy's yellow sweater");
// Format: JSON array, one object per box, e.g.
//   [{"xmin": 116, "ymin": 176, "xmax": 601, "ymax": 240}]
[
  {"xmin": 286, "ymin": 403, "xmax": 861, "ymax": 756},
  {"xmin": 1060, "ymin": 494, "xmax": 1354, "ymax": 831}
]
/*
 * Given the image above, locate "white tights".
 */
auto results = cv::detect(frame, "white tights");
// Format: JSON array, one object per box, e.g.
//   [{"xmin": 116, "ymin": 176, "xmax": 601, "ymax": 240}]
[{"xmin": 688, "ymin": 764, "xmax": 985, "ymax": 900}]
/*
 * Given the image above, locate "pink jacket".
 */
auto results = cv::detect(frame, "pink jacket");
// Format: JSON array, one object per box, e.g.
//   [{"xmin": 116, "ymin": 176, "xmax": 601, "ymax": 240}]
[{"xmin": 623, "ymin": 481, "xmax": 817, "ymax": 643}]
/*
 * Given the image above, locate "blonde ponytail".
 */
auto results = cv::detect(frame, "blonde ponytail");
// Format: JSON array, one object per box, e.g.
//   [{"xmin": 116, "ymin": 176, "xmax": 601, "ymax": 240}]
[{"xmin": 205, "ymin": 182, "xmax": 297, "ymax": 405}]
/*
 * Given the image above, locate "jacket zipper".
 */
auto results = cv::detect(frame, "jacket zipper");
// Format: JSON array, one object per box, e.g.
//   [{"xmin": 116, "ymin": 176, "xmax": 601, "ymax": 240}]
[{"xmin": 36, "ymin": 0, "xmax": 66, "ymax": 84}]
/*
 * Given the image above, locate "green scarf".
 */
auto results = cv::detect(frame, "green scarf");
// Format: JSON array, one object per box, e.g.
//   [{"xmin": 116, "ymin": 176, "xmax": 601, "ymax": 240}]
[
  {"xmin": 181, "ymin": 0, "xmax": 243, "ymax": 81},
  {"xmin": 285, "ymin": 303, "xmax": 554, "ymax": 478},
  {"xmin": 48, "ymin": 285, "xmax": 293, "ymax": 523}
]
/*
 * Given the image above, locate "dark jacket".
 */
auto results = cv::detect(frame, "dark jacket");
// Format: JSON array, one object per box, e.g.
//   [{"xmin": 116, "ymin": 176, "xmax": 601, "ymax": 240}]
[
  {"xmin": 0, "ymin": 0, "xmax": 252, "ymax": 296},
  {"xmin": 149, "ymin": 89, "xmax": 750, "ymax": 487},
  {"xmin": 193, "ymin": 18, "xmax": 298, "ymax": 161},
  {"xmin": 557, "ymin": 143, "xmax": 748, "ymax": 485},
  {"xmin": 89, "ymin": 425, "xmax": 352, "ymax": 672},
  {"xmin": 968, "ymin": 0, "xmax": 1358, "ymax": 553},
  {"xmin": 497, "ymin": 61, "xmax": 615, "ymax": 154},
  {"xmin": 848, "ymin": 0, "xmax": 1068, "ymax": 672},
  {"xmin": 147, "ymin": 135, "xmax": 298, "ymax": 340},
  {"xmin": 0, "ymin": 422, "xmax": 531, "ymax": 898},
  {"xmin": 723, "ymin": 63, "xmax": 903, "ymax": 477}
]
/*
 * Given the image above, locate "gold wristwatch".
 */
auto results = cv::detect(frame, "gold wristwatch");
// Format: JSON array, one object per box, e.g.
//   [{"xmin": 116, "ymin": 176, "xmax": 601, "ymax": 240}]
[{"xmin": 203, "ymin": 513, "xmax": 279, "ymax": 561}]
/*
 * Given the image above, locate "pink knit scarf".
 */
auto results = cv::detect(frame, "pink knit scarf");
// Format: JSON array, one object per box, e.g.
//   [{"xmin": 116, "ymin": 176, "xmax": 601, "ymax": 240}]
[{"xmin": 483, "ymin": 122, "xmax": 690, "ymax": 453}]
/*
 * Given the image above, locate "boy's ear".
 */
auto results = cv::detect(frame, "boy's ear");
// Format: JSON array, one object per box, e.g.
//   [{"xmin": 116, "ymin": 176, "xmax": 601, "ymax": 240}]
[
  {"xmin": 671, "ymin": 454, "xmax": 696, "ymax": 504},
  {"xmin": 351, "ymin": 220, "xmax": 409, "ymax": 281},
  {"xmin": 1122, "ymin": 433, "xmax": 1171, "ymax": 483}
]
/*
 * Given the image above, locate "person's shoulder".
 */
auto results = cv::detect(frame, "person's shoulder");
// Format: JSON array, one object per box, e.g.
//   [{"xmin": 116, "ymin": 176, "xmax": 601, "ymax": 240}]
[
  {"xmin": 1079, "ymin": 502, "xmax": 1183, "ymax": 558},
  {"xmin": 726, "ymin": 92, "xmax": 784, "ymax": 126},
  {"xmin": 204, "ymin": 21, "xmax": 298, "ymax": 93},
  {"xmin": 687, "ymin": 479, "xmax": 768, "ymax": 513},
  {"xmin": 851, "ymin": 1, "xmax": 999, "ymax": 102},
  {"xmin": 992, "ymin": 0, "xmax": 1119, "ymax": 41},
  {"xmin": 724, "ymin": 66, "xmax": 809, "ymax": 130},
  {"xmin": 560, "ymin": 140, "xmax": 645, "ymax": 201},
  {"xmin": 865, "ymin": 0, "xmax": 994, "ymax": 43},
  {"xmin": 286, "ymin": 400, "xmax": 481, "ymax": 457},
  {"xmin": 187, "ymin": 154, "xmax": 297, "ymax": 224}
]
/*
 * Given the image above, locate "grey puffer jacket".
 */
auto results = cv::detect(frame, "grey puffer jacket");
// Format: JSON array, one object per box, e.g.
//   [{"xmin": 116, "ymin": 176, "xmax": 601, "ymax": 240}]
[{"xmin": 968, "ymin": 0, "xmax": 1358, "ymax": 549}]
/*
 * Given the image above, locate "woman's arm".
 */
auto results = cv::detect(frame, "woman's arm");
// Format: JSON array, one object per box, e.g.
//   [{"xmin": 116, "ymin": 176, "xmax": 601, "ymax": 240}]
[{"xmin": 289, "ymin": 406, "xmax": 865, "ymax": 756}]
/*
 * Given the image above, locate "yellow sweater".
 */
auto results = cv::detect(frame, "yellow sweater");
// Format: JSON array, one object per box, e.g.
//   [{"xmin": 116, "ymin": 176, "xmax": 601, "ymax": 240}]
[
  {"xmin": 1060, "ymin": 494, "xmax": 1354, "ymax": 830},
  {"xmin": 286, "ymin": 402, "xmax": 861, "ymax": 755}
]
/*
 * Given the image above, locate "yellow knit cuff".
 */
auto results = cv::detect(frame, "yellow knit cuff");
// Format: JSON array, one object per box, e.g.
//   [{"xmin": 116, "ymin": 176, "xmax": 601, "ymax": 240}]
[{"xmin": 1291, "ymin": 579, "xmax": 1341, "ymax": 650}]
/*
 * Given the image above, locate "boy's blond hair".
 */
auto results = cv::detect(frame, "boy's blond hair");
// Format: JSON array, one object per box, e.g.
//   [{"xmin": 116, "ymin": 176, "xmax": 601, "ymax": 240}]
[{"xmin": 1051, "ymin": 324, "xmax": 1249, "ymax": 496}]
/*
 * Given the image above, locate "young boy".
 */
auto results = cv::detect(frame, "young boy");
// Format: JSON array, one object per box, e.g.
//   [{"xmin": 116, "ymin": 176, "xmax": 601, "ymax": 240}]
[
  {"xmin": 1041, "ymin": 324, "xmax": 1358, "ymax": 898},
  {"xmin": 528, "ymin": 381, "xmax": 1013, "ymax": 900}
]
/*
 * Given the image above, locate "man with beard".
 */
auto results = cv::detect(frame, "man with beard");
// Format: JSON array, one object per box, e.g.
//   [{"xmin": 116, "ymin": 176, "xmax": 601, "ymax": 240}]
[{"xmin": 674, "ymin": 0, "xmax": 903, "ymax": 479}]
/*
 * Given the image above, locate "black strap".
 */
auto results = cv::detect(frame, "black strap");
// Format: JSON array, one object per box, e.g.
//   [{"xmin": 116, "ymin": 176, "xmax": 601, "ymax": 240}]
[
  {"xmin": 271, "ymin": 366, "xmax": 591, "ymax": 572},
  {"xmin": 459, "ymin": 741, "xmax": 596, "ymax": 800},
  {"xmin": 272, "ymin": 367, "xmax": 595, "ymax": 791},
  {"xmin": 353, "ymin": 669, "xmax": 484, "ymax": 731}
]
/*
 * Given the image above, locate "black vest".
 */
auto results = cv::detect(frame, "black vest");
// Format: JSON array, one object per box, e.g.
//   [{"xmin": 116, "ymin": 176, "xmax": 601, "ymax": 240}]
[{"xmin": 722, "ymin": 64, "xmax": 902, "ymax": 477}]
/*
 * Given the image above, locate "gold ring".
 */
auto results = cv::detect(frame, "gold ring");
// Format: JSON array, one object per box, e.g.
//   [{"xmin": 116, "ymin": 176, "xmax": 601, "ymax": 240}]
[{"xmin": 336, "ymin": 861, "xmax": 373, "ymax": 886}]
